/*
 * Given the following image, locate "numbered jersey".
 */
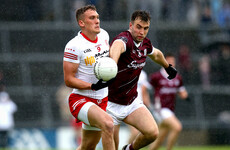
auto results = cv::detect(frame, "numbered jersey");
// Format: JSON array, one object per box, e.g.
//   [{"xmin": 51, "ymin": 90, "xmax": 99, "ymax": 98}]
[{"xmin": 63, "ymin": 28, "xmax": 110, "ymax": 99}]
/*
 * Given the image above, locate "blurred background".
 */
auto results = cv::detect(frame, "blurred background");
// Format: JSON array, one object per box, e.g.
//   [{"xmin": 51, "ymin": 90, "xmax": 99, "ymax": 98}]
[{"xmin": 0, "ymin": 0, "xmax": 230, "ymax": 149}]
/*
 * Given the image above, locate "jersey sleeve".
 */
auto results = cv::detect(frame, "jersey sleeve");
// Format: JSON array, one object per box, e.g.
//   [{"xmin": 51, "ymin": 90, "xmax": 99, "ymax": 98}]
[
  {"xmin": 63, "ymin": 40, "xmax": 81, "ymax": 64},
  {"xmin": 148, "ymin": 45, "xmax": 155, "ymax": 55},
  {"xmin": 114, "ymin": 39, "xmax": 127, "ymax": 51},
  {"xmin": 111, "ymin": 32, "xmax": 129, "ymax": 52}
]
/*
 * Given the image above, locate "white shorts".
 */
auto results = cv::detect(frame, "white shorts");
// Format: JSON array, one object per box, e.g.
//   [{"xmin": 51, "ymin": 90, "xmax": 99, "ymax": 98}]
[
  {"xmin": 152, "ymin": 108, "xmax": 174, "ymax": 124},
  {"xmin": 78, "ymin": 102, "xmax": 101, "ymax": 131},
  {"xmin": 107, "ymin": 98, "xmax": 145, "ymax": 125}
]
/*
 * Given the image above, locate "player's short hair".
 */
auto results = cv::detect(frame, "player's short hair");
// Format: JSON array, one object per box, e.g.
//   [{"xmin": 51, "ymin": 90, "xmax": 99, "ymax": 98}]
[
  {"xmin": 131, "ymin": 10, "xmax": 151, "ymax": 23},
  {"xmin": 76, "ymin": 5, "xmax": 97, "ymax": 22}
]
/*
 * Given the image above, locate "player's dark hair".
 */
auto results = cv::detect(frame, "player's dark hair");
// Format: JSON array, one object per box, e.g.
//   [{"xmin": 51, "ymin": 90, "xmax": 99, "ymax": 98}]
[
  {"xmin": 76, "ymin": 5, "xmax": 97, "ymax": 22},
  {"xmin": 131, "ymin": 10, "xmax": 151, "ymax": 23}
]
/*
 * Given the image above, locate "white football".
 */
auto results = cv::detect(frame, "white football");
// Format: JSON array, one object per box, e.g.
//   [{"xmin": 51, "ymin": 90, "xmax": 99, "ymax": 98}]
[{"xmin": 94, "ymin": 57, "xmax": 118, "ymax": 81}]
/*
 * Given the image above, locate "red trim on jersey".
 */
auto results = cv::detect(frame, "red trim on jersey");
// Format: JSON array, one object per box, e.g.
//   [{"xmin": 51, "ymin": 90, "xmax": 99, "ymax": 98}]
[
  {"xmin": 64, "ymin": 52, "xmax": 78, "ymax": 60},
  {"xmin": 81, "ymin": 32, "xmax": 98, "ymax": 43}
]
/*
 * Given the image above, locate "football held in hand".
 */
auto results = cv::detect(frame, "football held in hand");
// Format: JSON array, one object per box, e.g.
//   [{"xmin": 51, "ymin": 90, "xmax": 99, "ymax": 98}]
[{"xmin": 94, "ymin": 57, "xmax": 118, "ymax": 81}]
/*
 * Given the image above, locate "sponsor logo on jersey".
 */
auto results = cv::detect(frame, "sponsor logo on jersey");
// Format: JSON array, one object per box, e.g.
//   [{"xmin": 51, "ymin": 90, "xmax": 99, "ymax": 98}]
[
  {"xmin": 85, "ymin": 56, "xmax": 95, "ymax": 66},
  {"xmin": 95, "ymin": 50, "xmax": 109, "ymax": 58},
  {"xmin": 97, "ymin": 99, "xmax": 102, "ymax": 104},
  {"xmin": 127, "ymin": 61, "xmax": 146, "ymax": 69},
  {"xmin": 84, "ymin": 49, "xmax": 92, "ymax": 53}
]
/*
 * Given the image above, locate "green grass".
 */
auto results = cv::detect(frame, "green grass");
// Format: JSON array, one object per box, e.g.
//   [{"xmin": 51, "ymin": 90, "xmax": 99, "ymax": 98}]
[{"xmin": 140, "ymin": 146, "xmax": 230, "ymax": 150}]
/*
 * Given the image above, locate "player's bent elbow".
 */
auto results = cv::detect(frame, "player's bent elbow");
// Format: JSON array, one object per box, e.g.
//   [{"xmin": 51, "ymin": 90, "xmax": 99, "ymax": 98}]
[{"xmin": 64, "ymin": 79, "xmax": 73, "ymax": 88}]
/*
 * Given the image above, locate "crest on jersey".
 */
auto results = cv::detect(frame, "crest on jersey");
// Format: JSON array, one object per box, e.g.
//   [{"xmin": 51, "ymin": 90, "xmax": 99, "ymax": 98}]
[
  {"xmin": 136, "ymin": 49, "xmax": 142, "ymax": 57},
  {"xmin": 132, "ymin": 48, "xmax": 143, "ymax": 57},
  {"xmin": 144, "ymin": 49, "xmax": 147, "ymax": 56}
]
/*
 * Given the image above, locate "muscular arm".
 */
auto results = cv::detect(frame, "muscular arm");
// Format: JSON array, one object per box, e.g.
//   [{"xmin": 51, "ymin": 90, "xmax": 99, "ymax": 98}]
[
  {"xmin": 148, "ymin": 48, "xmax": 169, "ymax": 68},
  {"xmin": 109, "ymin": 40, "xmax": 125, "ymax": 63},
  {"xmin": 63, "ymin": 61, "xmax": 92, "ymax": 90}
]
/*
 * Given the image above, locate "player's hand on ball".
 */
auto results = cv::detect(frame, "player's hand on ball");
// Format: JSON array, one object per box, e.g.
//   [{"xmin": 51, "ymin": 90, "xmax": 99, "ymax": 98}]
[
  {"xmin": 165, "ymin": 64, "xmax": 177, "ymax": 80},
  {"xmin": 91, "ymin": 79, "xmax": 108, "ymax": 91}
]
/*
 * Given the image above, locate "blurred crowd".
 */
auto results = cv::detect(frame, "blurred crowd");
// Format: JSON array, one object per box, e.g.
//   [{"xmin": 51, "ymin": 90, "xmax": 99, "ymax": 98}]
[{"xmin": 0, "ymin": 0, "xmax": 230, "ymax": 27}]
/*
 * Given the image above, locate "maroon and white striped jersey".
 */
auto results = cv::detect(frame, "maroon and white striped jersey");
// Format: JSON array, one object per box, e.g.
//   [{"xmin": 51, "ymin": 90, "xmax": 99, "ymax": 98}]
[
  {"xmin": 149, "ymin": 68, "xmax": 186, "ymax": 111},
  {"xmin": 108, "ymin": 31, "xmax": 154, "ymax": 105}
]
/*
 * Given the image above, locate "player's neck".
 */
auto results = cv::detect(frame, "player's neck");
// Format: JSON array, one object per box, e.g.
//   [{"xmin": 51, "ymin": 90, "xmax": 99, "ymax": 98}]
[{"xmin": 81, "ymin": 32, "xmax": 98, "ymax": 43}]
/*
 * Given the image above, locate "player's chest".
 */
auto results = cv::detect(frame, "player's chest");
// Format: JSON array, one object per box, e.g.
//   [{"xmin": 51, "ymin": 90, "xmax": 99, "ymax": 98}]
[
  {"xmin": 81, "ymin": 43, "xmax": 109, "ymax": 66},
  {"xmin": 122, "ymin": 47, "xmax": 148, "ymax": 69},
  {"xmin": 130, "ymin": 46, "xmax": 148, "ymax": 60}
]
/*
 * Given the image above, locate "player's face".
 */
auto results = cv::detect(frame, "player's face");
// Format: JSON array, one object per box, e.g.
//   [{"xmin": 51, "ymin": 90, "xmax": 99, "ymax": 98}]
[
  {"xmin": 166, "ymin": 56, "xmax": 176, "ymax": 67},
  {"xmin": 129, "ymin": 18, "xmax": 150, "ymax": 43},
  {"xmin": 81, "ymin": 9, "xmax": 100, "ymax": 34}
]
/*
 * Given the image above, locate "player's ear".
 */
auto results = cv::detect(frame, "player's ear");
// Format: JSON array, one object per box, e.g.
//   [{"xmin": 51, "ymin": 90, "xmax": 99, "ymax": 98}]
[
  {"xmin": 129, "ymin": 22, "xmax": 132, "ymax": 28},
  {"xmin": 79, "ymin": 20, "xmax": 85, "ymax": 27},
  {"xmin": 129, "ymin": 22, "xmax": 134, "ymax": 31}
]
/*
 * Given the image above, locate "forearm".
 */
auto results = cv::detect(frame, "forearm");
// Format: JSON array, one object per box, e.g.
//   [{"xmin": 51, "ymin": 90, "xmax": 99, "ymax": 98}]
[
  {"xmin": 64, "ymin": 76, "xmax": 92, "ymax": 90},
  {"xmin": 149, "ymin": 48, "xmax": 169, "ymax": 68}
]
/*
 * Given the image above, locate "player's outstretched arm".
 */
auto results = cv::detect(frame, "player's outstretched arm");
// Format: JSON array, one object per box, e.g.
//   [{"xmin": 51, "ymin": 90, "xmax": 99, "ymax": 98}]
[
  {"xmin": 148, "ymin": 48, "xmax": 177, "ymax": 79},
  {"xmin": 148, "ymin": 48, "xmax": 169, "ymax": 68},
  {"xmin": 109, "ymin": 40, "xmax": 125, "ymax": 63}
]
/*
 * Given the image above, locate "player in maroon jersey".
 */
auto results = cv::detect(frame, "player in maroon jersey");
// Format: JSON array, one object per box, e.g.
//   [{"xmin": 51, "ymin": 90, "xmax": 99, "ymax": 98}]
[
  {"xmin": 106, "ymin": 10, "xmax": 177, "ymax": 150},
  {"xmin": 149, "ymin": 53, "xmax": 188, "ymax": 150}
]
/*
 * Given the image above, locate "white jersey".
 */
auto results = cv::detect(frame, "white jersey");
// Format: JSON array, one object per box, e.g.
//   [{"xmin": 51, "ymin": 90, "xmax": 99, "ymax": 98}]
[
  {"xmin": 63, "ymin": 28, "xmax": 110, "ymax": 99},
  {"xmin": 136, "ymin": 70, "xmax": 152, "ymax": 101}
]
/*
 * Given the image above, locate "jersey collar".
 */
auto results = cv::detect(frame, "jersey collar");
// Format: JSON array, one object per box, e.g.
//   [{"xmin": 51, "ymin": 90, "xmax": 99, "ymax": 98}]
[{"xmin": 80, "ymin": 32, "xmax": 98, "ymax": 43}]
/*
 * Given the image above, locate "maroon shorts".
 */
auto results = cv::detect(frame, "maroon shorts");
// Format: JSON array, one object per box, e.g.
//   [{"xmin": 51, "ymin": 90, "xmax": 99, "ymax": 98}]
[{"xmin": 69, "ymin": 93, "xmax": 108, "ymax": 123}]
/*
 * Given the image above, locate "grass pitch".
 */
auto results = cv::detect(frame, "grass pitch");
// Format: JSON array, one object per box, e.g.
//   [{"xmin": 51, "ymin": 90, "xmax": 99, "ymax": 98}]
[{"xmin": 141, "ymin": 146, "xmax": 230, "ymax": 150}]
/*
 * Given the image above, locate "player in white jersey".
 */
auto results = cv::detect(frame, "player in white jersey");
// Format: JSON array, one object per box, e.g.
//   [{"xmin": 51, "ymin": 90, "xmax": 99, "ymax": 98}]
[{"xmin": 63, "ymin": 5, "xmax": 115, "ymax": 150}]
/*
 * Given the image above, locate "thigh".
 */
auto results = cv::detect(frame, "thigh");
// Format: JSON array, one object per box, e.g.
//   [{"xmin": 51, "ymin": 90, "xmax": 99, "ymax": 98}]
[
  {"xmin": 87, "ymin": 104, "xmax": 113, "ymax": 129},
  {"xmin": 124, "ymin": 106, "xmax": 158, "ymax": 134}
]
